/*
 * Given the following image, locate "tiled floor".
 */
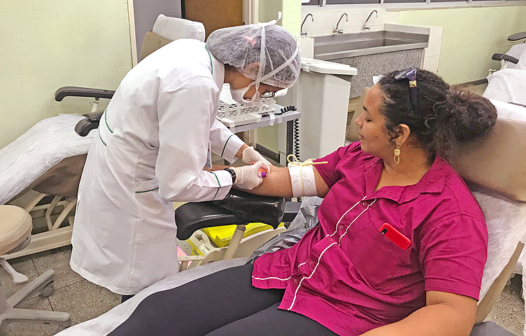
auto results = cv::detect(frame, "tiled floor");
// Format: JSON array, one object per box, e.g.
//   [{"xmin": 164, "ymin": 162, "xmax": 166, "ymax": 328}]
[{"xmin": 1, "ymin": 248, "xmax": 120, "ymax": 335}]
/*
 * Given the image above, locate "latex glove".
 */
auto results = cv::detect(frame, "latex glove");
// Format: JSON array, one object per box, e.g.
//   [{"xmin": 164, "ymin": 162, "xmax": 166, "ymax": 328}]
[
  {"xmin": 232, "ymin": 161, "xmax": 269, "ymax": 190},
  {"xmin": 242, "ymin": 146, "xmax": 271, "ymax": 172}
]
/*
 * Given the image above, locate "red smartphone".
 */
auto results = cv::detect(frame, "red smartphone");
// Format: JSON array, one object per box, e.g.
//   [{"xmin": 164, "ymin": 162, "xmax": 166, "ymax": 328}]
[{"xmin": 379, "ymin": 223, "xmax": 411, "ymax": 251}]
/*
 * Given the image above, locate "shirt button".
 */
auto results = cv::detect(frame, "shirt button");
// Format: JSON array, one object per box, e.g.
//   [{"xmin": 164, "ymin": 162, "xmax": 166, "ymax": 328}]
[
  {"xmin": 362, "ymin": 201, "xmax": 367, "ymax": 206},
  {"xmin": 309, "ymin": 260, "xmax": 315, "ymax": 266},
  {"xmin": 339, "ymin": 226, "xmax": 345, "ymax": 231},
  {"xmin": 293, "ymin": 278, "xmax": 299, "ymax": 284}
]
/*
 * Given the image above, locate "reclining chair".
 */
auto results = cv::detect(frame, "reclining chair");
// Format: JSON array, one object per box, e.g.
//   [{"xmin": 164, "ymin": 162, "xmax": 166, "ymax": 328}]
[
  {"xmin": 484, "ymin": 31, "xmax": 526, "ymax": 106},
  {"xmin": 1, "ymin": 15, "xmax": 205, "ymax": 281},
  {"xmin": 176, "ymin": 90, "xmax": 526, "ymax": 335},
  {"xmin": 490, "ymin": 31, "xmax": 526, "ymax": 72}
]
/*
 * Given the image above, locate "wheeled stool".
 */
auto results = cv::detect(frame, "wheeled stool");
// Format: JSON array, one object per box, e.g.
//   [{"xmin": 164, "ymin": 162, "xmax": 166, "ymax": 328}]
[{"xmin": 0, "ymin": 205, "xmax": 70, "ymax": 330}]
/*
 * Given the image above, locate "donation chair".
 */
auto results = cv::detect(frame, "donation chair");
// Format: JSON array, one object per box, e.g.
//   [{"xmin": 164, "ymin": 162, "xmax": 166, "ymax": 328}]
[
  {"xmin": 176, "ymin": 94, "xmax": 526, "ymax": 334},
  {"xmin": 0, "ymin": 205, "xmax": 70, "ymax": 331},
  {"xmin": 1, "ymin": 15, "xmax": 205, "ymax": 282}
]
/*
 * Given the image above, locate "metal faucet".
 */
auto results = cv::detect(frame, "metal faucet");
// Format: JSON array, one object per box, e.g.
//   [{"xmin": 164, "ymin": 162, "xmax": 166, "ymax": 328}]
[
  {"xmin": 333, "ymin": 13, "xmax": 348, "ymax": 34},
  {"xmin": 301, "ymin": 14, "xmax": 314, "ymax": 37},
  {"xmin": 362, "ymin": 10, "xmax": 378, "ymax": 31}
]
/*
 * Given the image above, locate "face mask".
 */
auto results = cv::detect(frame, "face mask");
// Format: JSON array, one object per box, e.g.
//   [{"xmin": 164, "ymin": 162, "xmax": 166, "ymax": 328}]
[{"xmin": 230, "ymin": 83, "xmax": 262, "ymax": 106}]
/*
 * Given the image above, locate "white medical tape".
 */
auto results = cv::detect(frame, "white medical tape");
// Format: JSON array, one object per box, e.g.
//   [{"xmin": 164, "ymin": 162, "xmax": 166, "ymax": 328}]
[
  {"xmin": 287, "ymin": 155, "xmax": 327, "ymax": 197},
  {"xmin": 288, "ymin": 165, "xmax": 316, "ymax": 197},
  {"xmin": 269, "ymin": 112, "xmax": 275, "ymax": 126}
]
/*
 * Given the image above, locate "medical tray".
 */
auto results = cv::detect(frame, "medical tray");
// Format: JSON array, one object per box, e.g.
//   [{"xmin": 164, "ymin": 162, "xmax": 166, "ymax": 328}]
[{"xmin": 216, "ymin": 98, "xmax": 276, "ymax": 120}]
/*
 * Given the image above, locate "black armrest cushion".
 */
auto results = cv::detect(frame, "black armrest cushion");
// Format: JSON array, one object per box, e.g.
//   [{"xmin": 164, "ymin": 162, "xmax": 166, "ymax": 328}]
[
  {"xmin": 175, "ymin": 203, "xmax": 248, "ymax": 240},
  {"xmin": 55, "ymin": 86, "xmax": 115, "ymax": 101},
  {"xmin": 175, "ymin": 190, "xmax": 301, "ymax": 241},
  {"xmin": 211, "ymin": 189, "xmax": 286, "ymax": 228},
  {"xmin": 74, "ymin": 111, "xmax": 104, "ymax": 137},
  {"xmin": 492, "ymin": 53, "xmax": 519, "ymax": 64},
  {"xmin": 508, "ymin": 31, "xmax": 526, "ymax": 42}
]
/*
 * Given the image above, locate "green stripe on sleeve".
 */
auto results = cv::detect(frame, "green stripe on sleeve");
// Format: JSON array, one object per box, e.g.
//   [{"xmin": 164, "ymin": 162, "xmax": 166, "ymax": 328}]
[
  {"xmin": 104, "ymin": 109, "xmax": 114, "ymax": 134},
  {"xmin": 210, "ymin": 172, "xmax": 221, "ymax": 200},
  {"xmin": 221, "ymin": 134, "xmax": 234, "ymax": 157}
]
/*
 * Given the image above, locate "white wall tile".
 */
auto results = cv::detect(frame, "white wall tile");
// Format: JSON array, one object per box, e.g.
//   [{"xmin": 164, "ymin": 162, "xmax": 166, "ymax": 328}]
[
  {"xmin": 428, "ymin": 26, "xmax": 444, "ymax": 43},
  {"xmin": 423, "ymin": 55, "xmax": 440, "ymax": 73},
  {"xmin": 425, "ymin": 41, "xmax": 442, "ymax": 58},
  {"xmin": 384, "ymin": 12, "xmax": 400, "ymax": 23}
]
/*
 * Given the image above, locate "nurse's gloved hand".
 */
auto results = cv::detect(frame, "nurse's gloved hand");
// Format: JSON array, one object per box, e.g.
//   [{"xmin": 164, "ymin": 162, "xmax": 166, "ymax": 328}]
[
  {"xmin": 242, "ymin": 147, "xmax": 271, "ymax": 172},
  {"xmin": 232, "ymin": 161, "xmax": 269, "ymax": 190}
]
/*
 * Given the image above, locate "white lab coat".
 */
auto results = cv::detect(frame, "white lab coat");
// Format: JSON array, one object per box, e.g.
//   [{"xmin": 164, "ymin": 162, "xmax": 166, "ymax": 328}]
[{"xmin": 70, "ymin": 39, "xmax": 244, "ymax": 295}]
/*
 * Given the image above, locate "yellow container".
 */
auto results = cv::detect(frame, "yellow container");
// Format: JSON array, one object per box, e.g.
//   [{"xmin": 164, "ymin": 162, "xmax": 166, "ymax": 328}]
[{"xmin": 202, "ymin": 222, "xmax": 285, "ymax": 248}]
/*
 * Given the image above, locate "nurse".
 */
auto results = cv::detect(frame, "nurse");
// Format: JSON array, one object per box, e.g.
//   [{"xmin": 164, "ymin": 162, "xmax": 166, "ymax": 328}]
[{"xmin": 70, "ymin": 23, "xmax": 301, "ymax": 296}]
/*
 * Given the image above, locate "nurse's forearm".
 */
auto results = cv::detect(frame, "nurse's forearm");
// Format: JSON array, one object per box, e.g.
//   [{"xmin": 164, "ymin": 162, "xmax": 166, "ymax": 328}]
[{"xmin": 245, "ymin": 166, "xmax": 293, "ymax": 198}]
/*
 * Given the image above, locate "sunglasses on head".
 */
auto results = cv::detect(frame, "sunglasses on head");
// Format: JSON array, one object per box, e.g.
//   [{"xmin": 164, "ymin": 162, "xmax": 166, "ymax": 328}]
[{"xmin": 394, "ymin": 67, "xmax": 419, "ymax": 115}]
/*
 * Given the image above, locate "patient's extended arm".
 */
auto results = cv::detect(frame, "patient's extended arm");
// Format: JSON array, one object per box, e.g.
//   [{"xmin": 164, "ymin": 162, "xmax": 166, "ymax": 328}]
[
  {"xmin": 361, "ymin": 291, "xmax": 476, "ymax": 336},
  {"xmin": 210, "ymin": 165, "xmax": 330, "ymax": 198}
]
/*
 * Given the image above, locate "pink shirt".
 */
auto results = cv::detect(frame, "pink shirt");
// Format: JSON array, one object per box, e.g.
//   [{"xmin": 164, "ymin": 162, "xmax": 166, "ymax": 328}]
[{"xmin": 252, "ymin": 143, "xmax": 488, "ymax": 335}]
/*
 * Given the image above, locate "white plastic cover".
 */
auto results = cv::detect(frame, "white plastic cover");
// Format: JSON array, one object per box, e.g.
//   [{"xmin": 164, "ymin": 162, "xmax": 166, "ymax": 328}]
[
  {"xmin": 483, "ymin": 69, "xmax": 526, "ymax": 105},
  {"xmin": 0, "ymin": 114, "xmax": 94, "ymax": 205},
  {"xmin": 473, "ymin": 190, "xmax": 526, "ymax": 300},
  {"xmin": 207, "ymin": 22, "xmax": 301, "ymax": 89},
  {"xmin": 505, "ymin": 43, "xmax": 526, "ymax": 70},
  {"xmin": 152, "ymin": 14, "xmax": 205, "ymax": 42},
  {"xmin": 488, "ymin": 98, "xmax": 526, "ymax": 122}
]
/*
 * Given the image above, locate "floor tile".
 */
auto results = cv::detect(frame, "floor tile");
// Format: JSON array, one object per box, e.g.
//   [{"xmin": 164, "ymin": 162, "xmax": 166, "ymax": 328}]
[
  {"xmin": 48, "ymin": 279, "xmax": 120, "ymax": 326},
  {"xmin": 31, "ymin": 246, "xmax": 84, "ymax": 291},
  {"xmin": 0, "ymin": 255, "xmax": 40, "ymax": 300},
  {"xmin": 3, "ymin": 297, "xmax": 62, "ymax": 336},
  {"xmin": 486, "ymin": 275, "xmax": 524, "ymax": 336}
]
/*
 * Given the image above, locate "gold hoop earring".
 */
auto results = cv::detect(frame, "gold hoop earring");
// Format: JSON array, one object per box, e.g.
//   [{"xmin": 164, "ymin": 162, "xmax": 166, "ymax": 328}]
[{"xmin": 394, "ymin": 144, "xmax": 401, "ymax": 164}]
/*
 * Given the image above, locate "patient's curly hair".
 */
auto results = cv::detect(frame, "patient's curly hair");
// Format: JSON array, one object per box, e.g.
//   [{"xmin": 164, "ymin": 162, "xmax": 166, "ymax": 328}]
[{"xmin": 378, "ymin": 69, "xmax": 497, "ymax": 159}]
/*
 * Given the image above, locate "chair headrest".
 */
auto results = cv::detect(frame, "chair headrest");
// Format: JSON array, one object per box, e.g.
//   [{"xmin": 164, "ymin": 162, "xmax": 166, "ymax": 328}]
[
  {"xmin": 153, "ymin": 14, "xmax": 205, "ymax": 42},
  {"xmin": 452, "ymin": 118, "xmax": 526, "ymax": 202},
  {"xmin": 140, "ymin": 31, "xmax": 173, "ymax": 61}
]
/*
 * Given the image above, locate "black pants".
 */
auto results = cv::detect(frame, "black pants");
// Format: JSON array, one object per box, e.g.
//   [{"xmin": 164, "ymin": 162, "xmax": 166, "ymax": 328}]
[{"xmin": 109, "ymin": 264, "xmax": 336, "ymax": 336}]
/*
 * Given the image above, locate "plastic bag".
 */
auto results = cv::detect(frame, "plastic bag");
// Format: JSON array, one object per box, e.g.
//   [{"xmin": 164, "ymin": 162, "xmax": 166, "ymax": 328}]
[{"xmin": 246, "ymin": 197, "xmax": 323, "ymax": 264}]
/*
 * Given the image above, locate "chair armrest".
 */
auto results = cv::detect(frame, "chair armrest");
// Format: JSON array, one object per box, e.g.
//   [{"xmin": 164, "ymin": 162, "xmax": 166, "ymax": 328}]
[
  {"xmin": 508, "ymin": 31, "xmax": 526, "ymax": 42},
  {"xmin": 74, "ymin": 111, "xmax": 104, "ymax": 137},
  {"xmin": 492, "ymin": 53, "xmax": 519, "ymax": 64},
  {"xmin": 175, "ymin": 189, "xmax": 301, "ymax": 241},
  {"xmin": 175, "ymin": 202, "xmax": 248, "ymax": 240},
  {"xmin": 55, "ymin": 86, "xmax": 115, "ymax": 101}
]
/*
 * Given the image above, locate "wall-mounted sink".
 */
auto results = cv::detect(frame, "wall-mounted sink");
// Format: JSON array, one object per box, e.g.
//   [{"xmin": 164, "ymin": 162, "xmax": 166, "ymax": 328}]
[{"xmin": 314, "ymin": 30, "xmax": 429, "ymax": 61}]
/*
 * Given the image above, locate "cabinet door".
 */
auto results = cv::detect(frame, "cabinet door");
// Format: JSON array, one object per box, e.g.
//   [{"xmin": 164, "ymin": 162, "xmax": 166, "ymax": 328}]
[{"xmin": 183, "ymin": 0, "xmax": 243, "ymax": 40}]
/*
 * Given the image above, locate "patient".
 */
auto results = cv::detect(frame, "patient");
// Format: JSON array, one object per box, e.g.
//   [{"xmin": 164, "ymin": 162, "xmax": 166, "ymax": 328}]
[{"xmin": 108, "ymin": 69, "xmax": 497, "ymax": 336}]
